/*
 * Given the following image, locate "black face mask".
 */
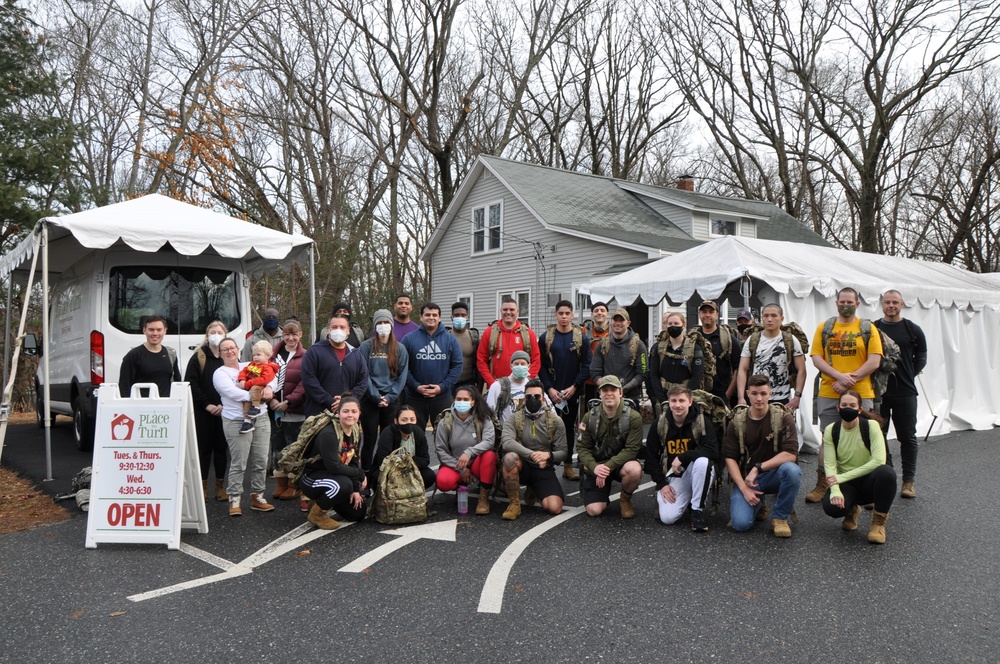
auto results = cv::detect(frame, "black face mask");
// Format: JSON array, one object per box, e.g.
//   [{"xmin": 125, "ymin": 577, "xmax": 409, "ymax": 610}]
[
  {"xmin": 667, "ymin": 326, "xmax": 684, "ymax": 338},
  {"xmin": 525, "ymin": 395, "xmax": 543, "ymax": 413},
  {"xmin": 839, "ymin": 407, "xmax": 860, "ymax": 423},
  {"xmin": 737, "ymin": 323, "xmax": 752, "ymax": 334},
  {"xmin": 399, "ymin": 423, "xmax": 416, "ymax": 436}
]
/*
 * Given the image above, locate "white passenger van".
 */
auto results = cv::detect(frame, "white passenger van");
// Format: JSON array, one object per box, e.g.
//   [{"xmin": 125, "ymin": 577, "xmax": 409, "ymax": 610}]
[
  {"xmin": 39, "ymin": 249, "xmax": 251, "ymax": 450},
  {"xmin": 1, "ymin": 194, "xmax": 313, "ymax": 453}
]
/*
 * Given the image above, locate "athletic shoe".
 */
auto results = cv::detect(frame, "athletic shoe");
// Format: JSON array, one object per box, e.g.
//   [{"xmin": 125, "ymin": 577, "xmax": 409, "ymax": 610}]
[
  {"xmin": 228, "ymin": 496, "xmax": 242, "ymax": 517},
  {"xmin": 239, "ymin": 420, "xmax": 255, "ymax": 434},
  {"xmin": 247, "ymin": 406, "xmax": 262, "ymax": 418},
  {"xmin": 691, "ymin": 509, "xmax": 708, "ymax": 532}
]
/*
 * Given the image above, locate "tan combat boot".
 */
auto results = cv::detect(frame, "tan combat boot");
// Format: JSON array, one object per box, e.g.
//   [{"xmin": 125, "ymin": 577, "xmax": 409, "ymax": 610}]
[
  {"xmin": 805, "ymin": 468, "xmax": 828, "ymax": 503},
  {"xmin": 502, "ymin": 488, "xmax": 521, "ymax": 520},
  {"xmin": 900, "ymin": 481, "xmax": 915, "ymax": 499},
  {"xmin": 307, "ymin": 502, "xmax": 340, "ymax": 530},
  {"xmin": 214, "ymin": 478, "xmax": 228, "ymax": 502},
  {"xmin": 475, "ymin": 486, "xmax": 491, "ymax": 515},
  {"xmin": 842, "ymin": 504, "xmax": 862, "ymax": 531},
  {"xmin": 619, "ymin": 490, "xmax": 636, "ymax": 519},
  {"xmin": 868, "ymin": 510, "xmax": 889, "ymax": 544},
  {"xmin": 771, "ymin": 518, "xmax": 792, "ymax": 538}
]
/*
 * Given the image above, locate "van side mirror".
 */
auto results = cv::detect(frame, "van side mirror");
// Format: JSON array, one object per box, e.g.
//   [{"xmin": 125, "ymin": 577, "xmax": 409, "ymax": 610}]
[{"xmin": 22, "ymin": 333, "xmax": 40, "ymax": 357}]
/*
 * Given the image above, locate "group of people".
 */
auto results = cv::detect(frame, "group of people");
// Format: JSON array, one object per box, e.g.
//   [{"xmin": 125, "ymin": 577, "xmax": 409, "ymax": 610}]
[{"xmin": 118, "ymin": 286, "xmax": 926, "ymax": 544}]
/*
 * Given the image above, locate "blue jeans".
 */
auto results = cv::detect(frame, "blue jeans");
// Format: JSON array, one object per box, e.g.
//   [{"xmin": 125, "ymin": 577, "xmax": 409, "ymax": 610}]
[{"xmin": 730, "ymin": 462, "xmax": 802, "ymax": 531}]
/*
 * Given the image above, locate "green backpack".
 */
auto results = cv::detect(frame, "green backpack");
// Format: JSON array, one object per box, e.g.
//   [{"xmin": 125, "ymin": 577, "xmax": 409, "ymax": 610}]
[
  {"xmin": 277, "ymin": 409, "xmax": 336, "ymax": 485},
  {"xmin": 374, "ymin": 448, "xmax": 428, "ymax": 525}
]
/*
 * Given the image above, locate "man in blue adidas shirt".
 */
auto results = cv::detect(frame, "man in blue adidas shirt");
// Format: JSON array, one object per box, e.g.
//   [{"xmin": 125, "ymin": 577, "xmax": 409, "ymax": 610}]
[{"xmin": 401, "ymin": 302, "xmax": 464, "ymax": 430}]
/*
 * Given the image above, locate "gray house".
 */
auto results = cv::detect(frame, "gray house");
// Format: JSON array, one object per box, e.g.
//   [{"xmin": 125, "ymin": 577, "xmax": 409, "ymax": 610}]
[{"xmin": 420, "ymin": 156, "xmax": 830, "ymax": 341}]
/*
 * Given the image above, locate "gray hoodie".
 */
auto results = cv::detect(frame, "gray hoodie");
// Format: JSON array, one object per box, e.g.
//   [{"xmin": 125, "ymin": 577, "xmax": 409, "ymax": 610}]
[
  {"xmin": 434, "ymin": 407, "xmax": 495, "ymax": 468},
  {"xmin": 589, "ymin": 329, "xmax": 648, "ymax": 399},
  {"xmin": 500, "ymin": 409, "xmax": 567, "ymax": 467}
]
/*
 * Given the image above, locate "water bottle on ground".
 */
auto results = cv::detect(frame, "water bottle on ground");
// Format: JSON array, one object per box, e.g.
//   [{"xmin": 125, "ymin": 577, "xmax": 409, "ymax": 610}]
[{"xmin": 457, "ymin": 485, "xmax": 469, "ymax": 515}]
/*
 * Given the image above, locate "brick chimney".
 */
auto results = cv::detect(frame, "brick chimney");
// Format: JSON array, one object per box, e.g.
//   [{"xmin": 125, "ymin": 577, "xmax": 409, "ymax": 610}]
[{"xmin": 677, "ymin": 174, "xmax": 695, "ymax": 191}]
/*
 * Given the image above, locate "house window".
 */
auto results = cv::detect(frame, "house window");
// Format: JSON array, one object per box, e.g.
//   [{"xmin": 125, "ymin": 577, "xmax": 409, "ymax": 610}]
[
  {"xmin": 473, "ymin": 201, "xmax": 503, "ymax": 253},
  {"xmin": 497, "ymin": 289, "xmax": 530, "ymax": 326},
  {"xmin": 710, "ymin": 218, "xmax": 738, "ymax": 237},
  {"xmin": 575, "ymin": 290, "xmax": 592, "ymax": 313}
]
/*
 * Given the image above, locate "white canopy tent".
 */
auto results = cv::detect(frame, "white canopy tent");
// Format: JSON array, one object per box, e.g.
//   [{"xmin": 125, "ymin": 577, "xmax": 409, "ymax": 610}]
[
  {"xmin": 0, "ymin": 194, "xmax": 315, "ymax": 476},
  {"xmin": 582, "ymin": 236, "xmax": 1000, "ymax": 451}
]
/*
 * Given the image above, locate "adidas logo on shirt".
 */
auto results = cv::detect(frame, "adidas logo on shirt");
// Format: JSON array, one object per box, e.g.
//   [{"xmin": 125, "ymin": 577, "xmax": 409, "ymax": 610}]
[{"xmin": 416, "ymin": 341, "xmax": 449, "ymax": 361}]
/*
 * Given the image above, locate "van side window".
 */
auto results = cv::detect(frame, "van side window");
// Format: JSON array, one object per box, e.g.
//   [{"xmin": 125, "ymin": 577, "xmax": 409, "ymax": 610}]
[{"xmin": 109, "ymin": 267, "xmax": 240, "ymax": 334}]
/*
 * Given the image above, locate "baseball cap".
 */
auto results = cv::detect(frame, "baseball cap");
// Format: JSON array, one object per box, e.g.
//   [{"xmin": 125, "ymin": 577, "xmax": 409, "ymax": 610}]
[
  {"xmin": 598, "ymin": 375, "xmax": 622, "ymax": 390},
  {"xmin": 736, "ymin": 308, "xmax": 753, "ymax": 321},
  {"xmin": 699, "ymin": 300, "xmax": 718, "ymax": 312},
  {"xmin": 612, "ymin": 308, "xmax": 630, "ymax": 321}
]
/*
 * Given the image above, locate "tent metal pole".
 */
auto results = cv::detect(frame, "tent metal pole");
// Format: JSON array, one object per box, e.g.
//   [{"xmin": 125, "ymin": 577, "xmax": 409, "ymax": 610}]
[
  {"xmin": 42, "ymin": 222, "xmax": 52, "ymax": 480},
  {"xmin": 309, "ymin": 244, "xmax": 317, "ymax": 343},
  {"xmin": 2, "ymin": 278, "xmax": 11, "ymax": 389},
  {"xmin": 0, "ymin": 231, "xmax": 42, "ymax": 467}
]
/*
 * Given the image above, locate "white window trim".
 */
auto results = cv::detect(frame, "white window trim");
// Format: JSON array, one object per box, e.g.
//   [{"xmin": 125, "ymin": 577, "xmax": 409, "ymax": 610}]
[
  {"xmin": 455, "ymin": 292, "xmax": 474, "ymax": 328},
  {"xmin": 471, "ymin": 200, "xmax": 504, "ymax": 256},
  {"xmin": 496, "ymin": 288, "xmax": 531, "ymax": 328},
  {"xmin": 572, "ymin": 284, "xmax": 591, "ymax": 321},
  {"xmin": 709, "ymin": 215, "xmax": 739, "ymax": 238}
]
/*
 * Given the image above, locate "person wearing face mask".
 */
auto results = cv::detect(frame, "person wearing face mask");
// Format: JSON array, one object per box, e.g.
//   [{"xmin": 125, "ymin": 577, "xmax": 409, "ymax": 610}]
[
  {"xmin": 487, "ymin": 351, "xmax": 544, "ymax": 423},
  {"xmin": 358, "ymin": 309, "xmax": 410, "ymax": 472},
  {"xmin": 648, "ymin": 311, "xmax": 705, "ymax": 416},
  {"xmin": 448, "ymin": 302, "xmax": 481, "ymax": 392},
  {"xmin": 316, "ymin": 301, "xmax": 368, "ymax": 347},
  {"xmin": 806, "ymin": 287, "xmax": 883, "ymax": 502},
  {"xmin": 370, "ymin": 404, "xmax": 435, "ymax": 492},
  {"xmin": 435, "ymin": 385, "xmax": 497, "ymax": 515},
  {"xmin": 821, "ymin": 390, "xmax": 896, "ymax": 544},
  {"xmin": 499, "ymin": 380, "xmax": 567, "ymax": 520},
  {"xmin": 184, "ymin": 320, "xmax": 230, "ymax": 502},
  {"xmin": 242, "ymin": 307, "xmax": 282, "ymax": 362},
  {"xmin": 301, "ymin": 314, "xmax": 370, "ymax": 416},
  {"xmin": 735, "ymin": 308, "xmax": 756, "ymax": 341}
]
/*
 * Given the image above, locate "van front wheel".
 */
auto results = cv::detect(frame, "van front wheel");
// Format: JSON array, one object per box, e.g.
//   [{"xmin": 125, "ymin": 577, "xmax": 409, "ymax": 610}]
[{"xmin": 73, "ymin": 397, "xmax": 94, "ymax": 452}]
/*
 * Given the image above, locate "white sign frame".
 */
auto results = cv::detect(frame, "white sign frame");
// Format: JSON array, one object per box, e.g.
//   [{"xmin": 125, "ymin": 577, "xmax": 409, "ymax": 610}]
[{"xmin": 85, "ymin": 382, "xmax": 208, "ymax": 549}]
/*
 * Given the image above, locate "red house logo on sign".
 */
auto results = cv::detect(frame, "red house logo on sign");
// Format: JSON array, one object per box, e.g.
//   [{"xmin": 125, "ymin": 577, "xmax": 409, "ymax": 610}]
[{"xmin": 111, "ymin": 414, "xmax": 135, "ymax": 441}]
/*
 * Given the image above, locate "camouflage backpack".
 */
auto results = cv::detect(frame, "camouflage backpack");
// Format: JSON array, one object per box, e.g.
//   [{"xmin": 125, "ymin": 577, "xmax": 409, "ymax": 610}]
[
  {"xmin": 654, "ymin": 403, "xmax": 710, "ymax": 474},
  {"xmin": 277, "ymin": 409, "xmax": 336, "ymax": 485},
  {"xmin": 744, "ymin": 322, "xmax": 810, "ymax": 388},
  {"xmin": 374, "ymin": 448, "xmax": 428, "ymax": 525},
  {"xmin": 821, "ymin": 318, "xmax": 901, "ymax": 398},
  {"xmin": 598, "ymin": 333, "xmax": 642, "ymax": 367},
  {"xmin": 727, "ymin": 403, "xmax": 791, "ymax": 460},
  {"xmin": 691, "ymin": 388, "xmax": 730, "ymax": 440},
  {"xmin": 658, "ymin": 329, "xmax": 715, "ymax": 393}
]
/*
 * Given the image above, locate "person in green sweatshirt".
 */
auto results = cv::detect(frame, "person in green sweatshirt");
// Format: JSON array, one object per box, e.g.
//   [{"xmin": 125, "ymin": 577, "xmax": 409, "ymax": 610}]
[{"xmin": 821, "ymin": 390, "xmax": 897, "ymax": 544}]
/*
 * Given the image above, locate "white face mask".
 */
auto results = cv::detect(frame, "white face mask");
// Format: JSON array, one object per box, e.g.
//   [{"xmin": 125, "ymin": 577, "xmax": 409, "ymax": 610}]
[
  {"xmin": 375, "ymin": 323, "xmax": 392, "ymax": 338},
  {"xmin": 329, "ymin": 329, "xmax": 349, "ymax": 344},
  {"xmin": 208, "ymin": 333, "xmax": 224, "ymax": 347}
]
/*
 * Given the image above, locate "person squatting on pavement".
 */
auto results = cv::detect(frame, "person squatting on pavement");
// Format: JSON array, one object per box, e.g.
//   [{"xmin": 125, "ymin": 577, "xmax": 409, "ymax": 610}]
[
  {"xmin": 577, "ymin": 375, "xmax": 644, "ymax": 519},
  {"xmin": 538, "ymin": 299, "xmax": 591, "ymax": 481},
  {"xmin": 298, "ymin": 394, "xmax": 369, "ymax": 530},
  {"xmin": 434, "ymin": 385, "xmax": 498, "ymax": 516},
  {"xmin": 645, "ymin": 384, "xmax": 719, "ymax": 532},
  {"xmin": 369, "ymin": 403, "xmax": 436, "ymax": 493},
  {"xmin": 500, "ymin": 379, "xmax": 568, "ymax": 520},
  {"xmin": 724, "ymin": 375, "xmax": 801, "ymax": 538},
  {"xmin": 821, "ymin": 390, "xmax": 897, "ymax": 544},
  {"xmin": 874, "ymin": 289, "xmax": 927, "ymax": 499}
]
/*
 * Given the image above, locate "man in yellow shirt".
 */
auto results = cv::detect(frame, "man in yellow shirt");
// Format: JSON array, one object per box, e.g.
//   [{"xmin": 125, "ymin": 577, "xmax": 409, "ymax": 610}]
[{"xmin": 806, "ymin": 287, "xmax": 882, "ymax": 502}]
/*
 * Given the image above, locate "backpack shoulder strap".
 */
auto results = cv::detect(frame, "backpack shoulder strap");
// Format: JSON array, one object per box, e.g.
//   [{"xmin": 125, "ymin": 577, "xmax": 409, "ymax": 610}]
[
  {"xmin": 860, "ymin": 416, "xmax": 872, "ymax": 451},
  {"xmin": 768, "ymin": 404, "xmax": 786, "ymax": 453},
  {"xmin": 822, "ymin": 317, "xmax": 837, "ymax": 362},
  {"xmin": 513, "ymin": 409, "xmax": 526, "ymax": 440},
  {"xmin": 488, "ymin": 324, "xmax": 501, "ymax": 357},
  {"xmin": 832, "ymin": 419, "xmax": 842, "ymax": 451},
  {"xmin": 600, "ymin": 335, "xmax": 612, "ymax": 357},
  {"xmin": 165, "ymin": 345, "xmax": 177, "ymax": 368},
  {"xmin": 859, "ymin": 319, "xmax": 872, "ymax": 348},
  {"xmin": 731, "ymin": 405, "xmax": 748, "ymax": 457},
  {"xmin": 469, "ymin": 327, "xmax": 480, "ymax": 348},
  {"xmin": 746, "ymin": 332, "xmax": 761, "ymax": 366},
  {"xmin": 628, "ymin": 334, "xmax": 640, "ymax": 366},
  {"xmin": 618, "ymin": 405, "xmax": 632, "ymax": 445}
]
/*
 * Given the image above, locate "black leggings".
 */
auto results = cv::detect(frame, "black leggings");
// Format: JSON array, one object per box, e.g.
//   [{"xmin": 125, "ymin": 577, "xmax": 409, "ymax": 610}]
[
  {"xmin": 299, "ymin": 471, "xmax": 368, "ymax": 521},
  {"xmin": 194, "ymin": 411, "xmax": 228, "ymax": 480},
  {"xmin": 360, "ymin": 399, "xmax": 396, "ymax": 471},
  {"xmin": 822, "ymin": 464, "xmax": 897, "ymax": 516}
]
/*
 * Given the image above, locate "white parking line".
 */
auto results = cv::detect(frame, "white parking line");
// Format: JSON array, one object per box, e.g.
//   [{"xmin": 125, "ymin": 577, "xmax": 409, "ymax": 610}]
[
  {"xmin": 128, "ymin": 521, "xmax": 354, "ymax": 602},
  {"xmin": 477, "ymin": 481, "xmax": 655, "ymax": 614}
]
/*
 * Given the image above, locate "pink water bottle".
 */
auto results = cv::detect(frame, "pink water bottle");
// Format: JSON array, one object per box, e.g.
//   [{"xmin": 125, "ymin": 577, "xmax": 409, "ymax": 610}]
[{"xmin": 457, "ymin": 485, "xmax": 469, "ymax": 514}]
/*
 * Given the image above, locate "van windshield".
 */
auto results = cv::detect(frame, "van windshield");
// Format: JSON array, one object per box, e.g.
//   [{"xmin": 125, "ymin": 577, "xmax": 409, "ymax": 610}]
[{"xmin": 109, "ymin": 267, "xmax": 240, "ymax": 334}]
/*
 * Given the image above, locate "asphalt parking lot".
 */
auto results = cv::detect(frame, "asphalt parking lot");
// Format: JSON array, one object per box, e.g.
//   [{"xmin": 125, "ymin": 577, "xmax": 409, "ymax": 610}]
[{"xmin": 2, "ymin": 420, "xmax": 999, "ymax": 663}]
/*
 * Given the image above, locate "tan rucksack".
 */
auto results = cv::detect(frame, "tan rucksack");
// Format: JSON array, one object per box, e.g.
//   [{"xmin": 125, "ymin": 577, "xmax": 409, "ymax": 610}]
[{"xmin": 374, "ymin": 448, "xmax": 428, "ymax": 525}]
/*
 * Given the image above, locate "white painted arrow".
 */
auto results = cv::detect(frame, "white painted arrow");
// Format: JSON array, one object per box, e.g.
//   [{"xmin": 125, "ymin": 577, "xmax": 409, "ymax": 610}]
[{"xmin": 338, "ymin": 519, "xmax": 458, "ymax": 573}]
